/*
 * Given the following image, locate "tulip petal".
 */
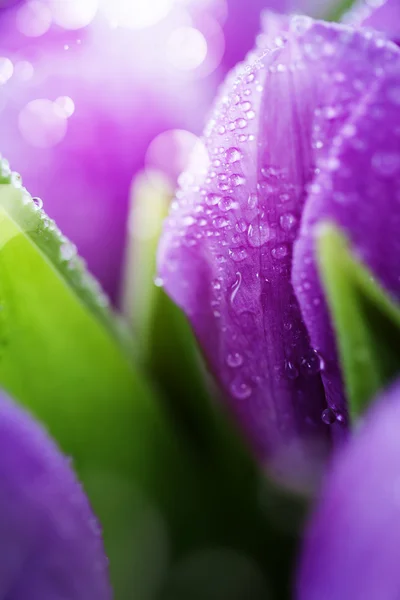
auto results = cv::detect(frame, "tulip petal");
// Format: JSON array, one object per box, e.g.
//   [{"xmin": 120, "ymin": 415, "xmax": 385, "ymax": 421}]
[
  {"xmin": 293, "ymin": 29, "xmax": 400, "ymax": 421},
  {"xmin": 297, "ymin": 378, "xmax": 400, "ymax": 600},
  {"xmin": 0, "ymin": 392, "xmax": 110, "ymax": 599},
  {"xmin": 159, "ymin": 14, "xmax": 341, "ymax": 487},
  {"xmin": 159, "ymin": 14, "xmax": 400, "ymax": 478}
]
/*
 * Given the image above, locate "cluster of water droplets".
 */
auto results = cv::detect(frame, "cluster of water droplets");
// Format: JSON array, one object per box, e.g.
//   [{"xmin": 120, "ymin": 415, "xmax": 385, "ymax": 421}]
[{"xmin": 162, "ymin": 18, "xmax": 400, "ymax": 422}]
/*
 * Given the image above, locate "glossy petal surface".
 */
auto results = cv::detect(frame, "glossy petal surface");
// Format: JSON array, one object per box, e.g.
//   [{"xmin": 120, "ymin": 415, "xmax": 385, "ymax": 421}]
[
  {"xmin": 159, "ymin": 15, "xmax": 339, "ymax": 486},
  {"xmin": 298, "ymin": 378, "xmax": 400, "ymax": 600},
  {"xmin": 293, "ymin": 27, "xmax": 400, "ymax": 421},
  {"xmin": 0, "ymin": 392, "xmax": 110, "ymax": 600},
  {"xmin": 159, "ymin": 15, "xmax": 400, "ymax": 477}
]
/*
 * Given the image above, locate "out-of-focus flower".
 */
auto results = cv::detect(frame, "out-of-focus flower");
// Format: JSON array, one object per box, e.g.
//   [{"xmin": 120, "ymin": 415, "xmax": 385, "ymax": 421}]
[
  {"xmin": 297, "ymin": 378, "xmax": 400, "ymax": 600},
  {"xmin": 158, "ymin": 11, "xmax": 400, "ymax": 486},
  {"xmin": 0, "ymin": 390, "xmax": 111, "ymax": 599},
  {"xmin": 0, "ymin": 0, "xmax": 303, "ymax": 300}
]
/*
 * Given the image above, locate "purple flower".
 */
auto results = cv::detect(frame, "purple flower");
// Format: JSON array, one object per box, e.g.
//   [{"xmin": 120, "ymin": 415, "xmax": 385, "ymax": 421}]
[
  {"xmin": 158, "ymin": 11, "xmax": 400, "ymax": 485},
  {"xmin": 297, "ymin": 377, "xmax": 400, "ymax": 600},
  {"xmin": 0, "ymin": 391, "xmax": 110, "ymax": 599}
]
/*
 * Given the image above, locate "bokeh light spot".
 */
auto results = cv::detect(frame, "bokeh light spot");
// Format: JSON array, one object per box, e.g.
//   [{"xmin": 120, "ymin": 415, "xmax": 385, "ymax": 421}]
[
  {"xmin": 18, "ymin": 99, "xmax": 68, "ymax": 149},
  {"xmin": 100, "ymin": 0, "xmax": 173, "ymax": 30},
  {"xmin": 55, "ymin": 96, "xmax": 75, "ymax": 118},
  {"xmin": 16, "ymin": 1, "xmax": 52, "ymax": 37},
  {"xmin": 167, "ymin": 27, "xmax": 208, "ymax": 71},
  {"xmin": 14, "ymin": 61, "xmax": 34, "ymax": 82},
  {"xmin": 0, "ymin": 58, "xmax": 13, "ymax": 85},
  {"xmin": 145, "ymin": 129, "xmax": 209, "ymax": 187},
  {"xmin": 47, "ymin": 0, "xmax": 98, "ymax": 30}
]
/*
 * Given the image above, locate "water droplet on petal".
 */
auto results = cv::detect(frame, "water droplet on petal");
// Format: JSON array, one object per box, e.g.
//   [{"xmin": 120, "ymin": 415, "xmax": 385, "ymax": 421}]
[
  {"xmin": 271, "ymin": 244, "xmax": 288, "ymax": 259},
  {"xmin": 230, "ymin": 376, "xmax": 252, "ymax": 399},
  {"xmin": 321, "ymin": 408, "xmax": 336, "ymax": 425},
  {"xmin": 235, "ymin": 219, "xmax": 247, "ymax": 233},
  {"xmin": 247, "ymin": 220, "xmax": 270, "ymax": 248},
  {"xmin": 206, "ymin": 192, "xmax": 222, "ymax": 206},
  {"xmin": 218, "ymin": 196, "xmax": 234, "ymax": 212},
  {"xmin": 229, "ymin": 247, "xmax": 247, "ymax": 262},
  {"xmin": 300, "ymin": 349, "xmax": 324, "ymax": 376},
  {"xmin": 284, "ymin": 360, "xmax": 299, "ymax": 380},
  {"xmin": 226, "ymin": 352, "xmax": 243, "ymax": 368},
  {"xmin": 279, "ymin": 212, "xmax": 297, "ymax": 232},
  {"xmin": 226, "ymin": 147, "xmax": 242, "ymax": 164},
  {"xmin": 213, "ymin": 216, "xmax": 230, "ymax": 229},
  {"xmin": 247, "ymin": 193, "xmax": 258, "ymax": 209}
]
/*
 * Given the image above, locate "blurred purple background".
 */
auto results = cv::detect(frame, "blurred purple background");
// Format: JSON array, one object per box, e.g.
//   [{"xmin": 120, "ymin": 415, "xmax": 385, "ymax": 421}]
[{"xmin": 0, "ymin": 0, "xmax": 324, "ymax": 300}]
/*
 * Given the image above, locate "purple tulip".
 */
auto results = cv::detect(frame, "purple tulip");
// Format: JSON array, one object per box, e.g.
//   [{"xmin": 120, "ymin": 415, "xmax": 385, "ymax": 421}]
[
  {"xmin": 0, "ymin": 391, "xmax": 110, "ymax": 599},
  {"xmin": 158, "ymin": 11, "xmax": 400, "ymax": 485},
  {"xmin": 297, "ymin": 377, "xmax": 400, "ymax": 600}
]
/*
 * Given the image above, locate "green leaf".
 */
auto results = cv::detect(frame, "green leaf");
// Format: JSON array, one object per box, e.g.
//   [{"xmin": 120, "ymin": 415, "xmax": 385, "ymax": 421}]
[
  {"xmin": 1, "ymin": 169, "xmax": 301, "ymax": 599},
  {"xmin": 325, "ymin": 0, "xmax": 357, "ymax": 22},
  {"xmin": 0, "ymin": 176, "xmax": 206, "ymax": 597},
  {"xmin": 317, "ymin": 224, "xmax": 400, "ymax": 422}
]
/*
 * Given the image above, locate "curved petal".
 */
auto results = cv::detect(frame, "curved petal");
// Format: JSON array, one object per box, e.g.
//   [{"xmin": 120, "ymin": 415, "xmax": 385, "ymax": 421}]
[
  {"xmin": 297, "ymin": 378, "xmax": 400, "ymax": 600},
  {"xmin": 159, "ymin": 15, "xmax": 400, "ymax": 481},
  {"xmin": 293, "ymin": 30, "xmax": 400, "ymax": 422},
  {"xmin": 0, "ymin": 392, "xmax": 111, "ymax": 599}
]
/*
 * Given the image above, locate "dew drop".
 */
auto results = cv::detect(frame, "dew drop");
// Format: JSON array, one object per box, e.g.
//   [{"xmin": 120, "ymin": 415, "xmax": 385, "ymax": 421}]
[
  {"xmin": 205, "ymin": 192, "xmax": 221, "ymax": 206},
  {"xmin": 247, "ymin": 192, "xmax": 258, "ymax": 209},
  {"xmin": 11, "ymin": 172, "xmax": 22, "ymax": 188},
  {"xmin": 229, "ymin": 247, "xmax": 247, "ymax": 262},
  {"xmin": 218, "ymin": 196, "xmax": 234, "ymax": 212},
  {"xmin": 300, "ymin": 349, "xmax": 324, "ymax": 376},
  {"xmin": 235, "ymin": 118, "xmax": 247, "ymax": 130},
  {"xmin": 230, "ymin": 174, "xmax": 245, "ymax": 187},
  {"xmin": 226, "ymin": 147, "xmax": 242, "ymax": 164},
  {"xmin": 271, "ymin": 244, "xmax": 288, "ymax": 259},
  {"xmin": 284, "ymin": 360, "xmax": 299, "ymax": 380},
  {"xmin": 235, "ymin": 219, "xmax": 247, "ymax": 233},
  {"xmin": 230, "ymin": 377, "xmax": 252, "ymax": 399},
  {"xmin": 213, "ymin": 216, "xmax": 230, "ymax": 229},
  {"xmin": 60, "ymin": 241, "xmax": 77, "ymax": 261},
  {"xmin": 247, "ymin": 219, "xmax": 270, "ymax": 248},
  {"xmin": 212, "ymin": 279, "xmax": 221, "ymax": 290},
  {"xmin": 279, "ymin": 212, "xmax": 297, "ymax": 232},
  {"xmin": 32, "ymin": 196, "xmax": 43, "ymax": 209},
  {"xmin": 226, "ymin": 352, "xmax": 244, "ymax": 368},
  {"xmin": 321, "ymin": 408, "xmax": 336, "ymax": 425}
]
